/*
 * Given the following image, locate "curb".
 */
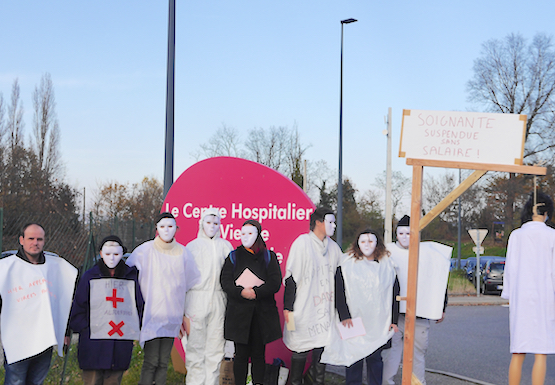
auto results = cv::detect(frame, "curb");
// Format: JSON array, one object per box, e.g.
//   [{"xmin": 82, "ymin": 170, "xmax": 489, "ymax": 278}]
[{"xmin": 425, "ymin": 368, "xmax": 497, "ymax": 385}]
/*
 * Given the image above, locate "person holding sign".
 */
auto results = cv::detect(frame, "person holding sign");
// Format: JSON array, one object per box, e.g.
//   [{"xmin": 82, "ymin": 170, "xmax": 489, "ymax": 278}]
[
  {"xmin": 501, "ymin": 192, "xmax": 555, "ymax": 385},
  {"xmin": 184, "ymin": 208, "xmax": 233, "ymax": 385},
  {"xmin": 321, "ymin": 228, "xmax": 399, "ymax": 385},
  {"xmin": 283, "ymin": 207, "xmax": 342, "ymax": 385},
  {"xmin": 381, "ymin": 215, "xmax": 451, "ymax": 385},
  {"xmin": 126, "ymin": 212, "xmax": 201, "ymax": 385},
  {"xmin": 220, "ymin": 220, "xmax": 282, "ymax": 385},
  {"xmin": 0, "ymin": 223, "xmax": 77, "ymax": 385},
  {"xmin": 70, "ymin": 235, "xmax": 144, "ymax": 385}
]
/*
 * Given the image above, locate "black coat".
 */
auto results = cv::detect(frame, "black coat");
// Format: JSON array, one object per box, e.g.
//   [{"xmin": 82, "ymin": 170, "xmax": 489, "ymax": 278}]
[{"xmin": 220, "ymin": 246, "xmax": 282, "ymax": 345}]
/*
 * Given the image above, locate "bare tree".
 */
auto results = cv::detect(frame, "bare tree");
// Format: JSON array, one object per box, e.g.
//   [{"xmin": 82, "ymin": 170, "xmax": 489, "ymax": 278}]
[
  {"xmin": 197, "ymin": 124, "xmax": 243, "ymax": 158},
  {"xmin": 467, "ymin": 33, "xmax": 555, "ymax": 232},
  {"xmin": 0, "ymin": 92, "xmax": 5, "ymax": 145},
  {"xmin": 32, "ymin": 73, "xmax": 61, "ymax": 177},
  {"xmin": 7, "ymin": 79, "xmax": 24, "ymax": 153},
  {"xmin": 246, "ymin": 126, "xmax": 288, "ymax": 171},
  {"xmin": 374, "ymin": 170, "xmax": 411, "ymax": 220}
]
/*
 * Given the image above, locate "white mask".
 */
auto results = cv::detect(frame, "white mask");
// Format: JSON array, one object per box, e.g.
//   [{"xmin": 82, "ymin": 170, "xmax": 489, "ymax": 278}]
[
  {"xmin": 203, "ymin": 215, "xmax": 220, "ymax": 238},
  {"xmin": 157, "ymin": 218, "xmax": 177, "ymax": 243},
  {"xmin": 358, "ymin": 233, "xmax": 377, "ymax": 257},
  {"xmin": 396, "ymin": 226, "xmax": 410, "ymax": 249},
  {"xmin": 101, "ymin": 244, "xmax": 123, "ymax": 269},
  {"xmin": 324, "ymin": 214, "xmax": 336, "ymax": 237},
  {"xmin": 241, "ymin": 225, "xmax": 258, "ymax": 249}
]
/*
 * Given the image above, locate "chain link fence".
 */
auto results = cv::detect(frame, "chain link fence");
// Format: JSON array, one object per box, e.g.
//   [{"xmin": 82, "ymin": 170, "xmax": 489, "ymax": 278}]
[{"xmin": 0, "ymin": 209, "xmax": 155, "ymax": 270}]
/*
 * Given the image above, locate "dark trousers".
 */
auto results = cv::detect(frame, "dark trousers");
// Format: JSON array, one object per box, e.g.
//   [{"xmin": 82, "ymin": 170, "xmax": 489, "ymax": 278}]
[
  {"xmin": 139, "ymin": 337, "xmax": 174, "ymax": 385},
  {"xmin": 345, "ymin": 347, "xmax": 384, "ymax": 385},
  {"xmin": 4, "ymin": 347, "xmax": 53, "ymax": 385},
  {"xmin": 234, "ymin": 316, "xmax": 266, "ymax": 385}
]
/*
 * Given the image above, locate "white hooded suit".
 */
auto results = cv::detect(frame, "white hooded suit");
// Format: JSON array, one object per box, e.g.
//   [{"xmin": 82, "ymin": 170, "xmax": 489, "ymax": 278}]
[{"xmin": 185, "ymin": 208, "xmax": 233, "ymax": 385}]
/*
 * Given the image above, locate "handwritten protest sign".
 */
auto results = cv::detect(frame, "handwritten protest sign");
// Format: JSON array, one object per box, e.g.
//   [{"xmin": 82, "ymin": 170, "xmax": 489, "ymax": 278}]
[
  {"xmin": 90, "ymin": 279, "xmax": 140, "ymax": 340},
  {"xmin": 399, "ymin": 109, "xmax": 526, "ymax": 166}
]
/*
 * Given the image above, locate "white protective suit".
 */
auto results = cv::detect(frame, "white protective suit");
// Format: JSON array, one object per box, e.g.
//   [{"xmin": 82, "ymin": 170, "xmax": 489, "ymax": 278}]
[
  {"xmin": 184, "ymin": 209, "xmax": 233, "ymax": 385},
  {"xmin": 283, "ymin": 232, "xmax": 342, "ymax": 353},
  {"xmin": 321, "ymin": 254, "xmax": 396, "ymax": 367},
  {"xmin": 501, "ymin": 221, "xmax": 555, "ymax": 353},
  {"xmin": 126, "ymin": 236, "xmax": 201, "ymax": 347},
  {"xmin": 0, "ymin": 254, "xmax": 77, "ymax": 364}
]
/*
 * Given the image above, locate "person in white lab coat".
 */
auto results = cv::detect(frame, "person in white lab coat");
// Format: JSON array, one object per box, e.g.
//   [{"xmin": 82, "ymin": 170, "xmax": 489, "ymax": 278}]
[
  {"xmin": 502, "ymin": 192, "xmax": 555, "ymax": 385},
  {"xmin": 185, "ymin": 208, "xmax": 233, "ymax": 385}
]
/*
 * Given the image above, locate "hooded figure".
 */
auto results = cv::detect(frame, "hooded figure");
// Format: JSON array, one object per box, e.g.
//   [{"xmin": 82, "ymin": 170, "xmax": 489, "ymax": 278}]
[{"xmin": 184, "ymin": 208, "xmax": 233, "ymax": 385}]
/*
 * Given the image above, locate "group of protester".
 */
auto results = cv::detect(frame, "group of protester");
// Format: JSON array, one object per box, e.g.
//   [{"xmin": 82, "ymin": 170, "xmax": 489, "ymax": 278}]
[{"xmin": 0, "ymin": 192, "xmax": 553, "ymax": 385}]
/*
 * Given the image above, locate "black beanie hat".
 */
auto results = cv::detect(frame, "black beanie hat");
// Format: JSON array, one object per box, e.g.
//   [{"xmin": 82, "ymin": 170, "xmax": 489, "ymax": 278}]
[
  {"xmin": 397, "ymin": 215, "xmax": 410, "ymax": 228},
  {"xmin": 99, "ymin": 235, "xmax": 127, "ymax": 254},
  {"xmin": 156, "ymin": 212, "xmax": 175, "ymax": 225}
]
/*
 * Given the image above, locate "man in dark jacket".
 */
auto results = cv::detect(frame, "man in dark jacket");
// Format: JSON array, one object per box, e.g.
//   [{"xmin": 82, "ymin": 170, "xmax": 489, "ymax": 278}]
[{"xmin": 70, "ymin": 235, "xmax": 144, "ymax": 385}]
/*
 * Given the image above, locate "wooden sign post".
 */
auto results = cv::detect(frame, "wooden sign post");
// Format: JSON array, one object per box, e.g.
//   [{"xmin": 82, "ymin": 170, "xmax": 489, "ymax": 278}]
[{"xmin": 398, "ymin": 109, "xmax": 546, "ymax": 385}]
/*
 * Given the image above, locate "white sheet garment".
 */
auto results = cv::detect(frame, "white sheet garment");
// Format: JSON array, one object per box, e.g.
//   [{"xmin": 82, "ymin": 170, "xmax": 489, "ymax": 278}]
[
  {"xmin": 387, "ymin": 241, "xmax": 451, "ymax": 320},
  {"xmin": 0, "ymin": 254, "xmax": 77, "ymax": 364}
]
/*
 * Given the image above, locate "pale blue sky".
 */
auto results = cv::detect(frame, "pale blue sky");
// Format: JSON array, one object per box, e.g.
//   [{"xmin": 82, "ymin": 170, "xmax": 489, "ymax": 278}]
[{"xmin": 1, "ymin": 1, "xmax": 554, "ymax": 209}]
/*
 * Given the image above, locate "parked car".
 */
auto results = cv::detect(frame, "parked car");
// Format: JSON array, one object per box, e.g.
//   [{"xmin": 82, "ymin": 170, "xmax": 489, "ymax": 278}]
[
  {"xmin": 465, "ymin": 257, "xmax": 477, "ymax": 282},
  {"xmin": 480, "ymin": 259, "xmax": 505, "ymax": 294},
  {"xmin": 467, "ymin": 256, "xmax": 505, "ymax": 285}
]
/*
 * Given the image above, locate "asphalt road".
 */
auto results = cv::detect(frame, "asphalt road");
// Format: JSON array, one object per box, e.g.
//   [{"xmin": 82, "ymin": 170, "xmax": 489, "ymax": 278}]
[{"xmin": 426, "ymin": 304, "xmax": 555, "ymax": 385}]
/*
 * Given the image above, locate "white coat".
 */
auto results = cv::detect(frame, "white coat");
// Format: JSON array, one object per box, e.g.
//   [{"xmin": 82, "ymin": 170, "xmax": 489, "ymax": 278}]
[
  {"xmin": 184, "ymin": 211, "xmax": 233, "ymax": 385},
  {"xmin": 501, "ymin": 221, "xmax": 555, "ymax": 354},
  {"xmin": 282, "ymin": 232, "xmax": 342, "ymax": 353},
  {"xmin": 126, "ymin": 237, "xmax": 200, "ymax": 347}
]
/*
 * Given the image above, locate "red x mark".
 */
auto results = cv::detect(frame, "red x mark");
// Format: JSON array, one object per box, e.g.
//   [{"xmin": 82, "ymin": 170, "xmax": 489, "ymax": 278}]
[
  {"xmin": 108, "ymin": 320, "xmax": 125, "ymax": 337},
  {"xmin": 106, "ymin": 288, "xmax": 124, "ymax": 308}
]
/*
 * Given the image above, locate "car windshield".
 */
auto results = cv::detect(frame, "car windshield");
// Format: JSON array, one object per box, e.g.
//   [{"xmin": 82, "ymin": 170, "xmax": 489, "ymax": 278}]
[{"xmin": 490, "ymin": 263, "xmax": 505, "ymax": 273}]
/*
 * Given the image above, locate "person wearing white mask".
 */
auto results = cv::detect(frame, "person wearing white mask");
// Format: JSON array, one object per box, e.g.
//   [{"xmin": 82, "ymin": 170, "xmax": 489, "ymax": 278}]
[
  {"xmin": 220, "ymin": 220, "xmax": 282, "ymax": 385},
  {"xmin": 321, "ymin": 228, "xmax": 399, "ymax": 385},
  {"xmin": 185, "ymin": 208, "xmax": 233, "ymax": 385},
  {"xmin": 127, "ymin": 212, "xmax": 201, "ymax": 385},
  {"xmin": 381, "ymin": 215, "xmax": 451, "ymax": 385},
  {"xmin": 283, "ymin": 207, "xmax": 342, "ymax": 385},
  {"xmin": 70, "ymin": 235, "xmax": 144, "ymax": 385}
]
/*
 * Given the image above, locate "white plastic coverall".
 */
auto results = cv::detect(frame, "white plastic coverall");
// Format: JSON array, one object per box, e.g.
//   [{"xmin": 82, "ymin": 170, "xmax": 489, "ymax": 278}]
[
  {"xmin": 501, "ymin": 221, "xmax": 555, "ymax": 354},
  {"xmin": 185, "ymin": 208, "xmax": 233, "ymax": 385},
  {"xmin": 321, "ymin": 254, "xmax": 396, "ymax": 366},
  {"xmin": 381, "ymin": 241, "xmax": 451, "ymax": 385},
  {"xmin": 283, "ymin": 232, "xmax": 342, "ymax": 353},
  {"xmin": 126, "ymin": 237, "xmax": 200, "ymax": 347}
]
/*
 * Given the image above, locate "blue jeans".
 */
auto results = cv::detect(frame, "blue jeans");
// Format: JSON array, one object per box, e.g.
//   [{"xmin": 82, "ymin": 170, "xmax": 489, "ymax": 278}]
[
  {"xmin": 4, "ymin": 347, "xmax": 53, "ymax": 385},
  {"xmin": 345, "ymin": 347, "xmax": 384, "ymax": 385}
]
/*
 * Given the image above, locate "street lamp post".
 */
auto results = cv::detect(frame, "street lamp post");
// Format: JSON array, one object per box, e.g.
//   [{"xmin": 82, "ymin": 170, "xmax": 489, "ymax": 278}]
[
  {"xmin": 163, "ymin": 0, "xmax": 176, "ymax": 197},
  {"xmin": 337, "ymin": 18, "xmax": 357, "ymax": 249}
]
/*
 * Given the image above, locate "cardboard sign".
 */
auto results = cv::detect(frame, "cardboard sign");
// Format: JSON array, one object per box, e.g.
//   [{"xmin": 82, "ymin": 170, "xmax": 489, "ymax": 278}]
[
  {"xmin": 90, "ymin": 279, "xmax": 140, "ymax": 340},
  {"xmin": 400, "ymin": 109, "xmax": 526, "ymax": 166},
  {"xmin": 164, "ymin": 156, "xmax": 315, "ymax": 367}
]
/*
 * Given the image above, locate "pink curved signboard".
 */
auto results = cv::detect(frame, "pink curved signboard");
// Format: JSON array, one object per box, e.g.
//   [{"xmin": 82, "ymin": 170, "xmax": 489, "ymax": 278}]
[{"xmin": 163, "ymin": 156, "xmax": 315, "ymax": 367}]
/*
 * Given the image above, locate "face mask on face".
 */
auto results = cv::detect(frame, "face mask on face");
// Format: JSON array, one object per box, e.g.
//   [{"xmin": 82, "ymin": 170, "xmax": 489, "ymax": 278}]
[
  {"xmin": 396, "ymin": 226, "xmax": 410, "ymax": 249},
  {"xmin": 203, "ymin": 215, "xmax": 220, "ymax": 238},
  {"xmin": 324, "ymin": 214, "xmax": 336, "ymax": 237},
  {"xmin": 101, "ymin": 244, "xmax": 124, "ymax": 269},
  {"xmin": 241, "ymin": 225, "xmax": 258, "ymax": 249},
  {"xmin": 157, "ymin": 218, "xmax": 177, "ymax": 243},
  {"xmin": 358, "ymin": 233, "xmax": 377, "ymax": 257}
]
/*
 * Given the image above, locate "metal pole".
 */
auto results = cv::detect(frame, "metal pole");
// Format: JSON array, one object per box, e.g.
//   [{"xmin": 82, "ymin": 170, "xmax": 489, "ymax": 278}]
[
  {"xmin": 384, "ymin": 107, "xmax": 393, "ymax": 243},
  {"xmin": 0, "ymin": 207, "xmax": 3, "ymax": 252},
  {"xmin": 457, "ymin": 169, "xmax": 461, "ymax": 268},
  {"xmin": 476, "ymin": 229, "xmax": 481, "ymax": 297},
  {"xmin": 163, "ymin": 0, "xmax": 176, "ymax": 197},
  {"xmin": 337, "ymin": 21, "xmax": 345, "ymax": 249}
]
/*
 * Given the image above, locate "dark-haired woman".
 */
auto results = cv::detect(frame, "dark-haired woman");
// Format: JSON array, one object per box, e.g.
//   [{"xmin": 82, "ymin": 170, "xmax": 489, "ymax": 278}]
[
  {"xmin": 220, "ymin": 220, "xmax": 282, "ymax": 385},
  {"xmin": 321, "ymin": 228, "xmax": 399, "ymax": 385},
  {"xmin": 502, "ymin": 192, "xmax": 555, "ymax": 385}
]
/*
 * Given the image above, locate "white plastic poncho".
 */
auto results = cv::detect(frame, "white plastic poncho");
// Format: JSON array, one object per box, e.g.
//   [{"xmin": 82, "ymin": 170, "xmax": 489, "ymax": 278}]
[
  {"xmin": 184, "ymin": 208, "xmax": 233, "ymax": 385},
  {"xmin": 283, "ymin": 232, "xmax": 342, "ymax": 352},
  {"xmin": 387, "ymin": 241, "xmax": 451, "ymax": 320},
  {"xmin": 127, "ymin": 237, "xmax": 200, "ymax": 347},
  {"xmin": 321, "ymin": 254, "xmax": 396, "ymax": 366},
  {"xmin": 0, "ymin": 254, "xmax": 77, "ymax": 364},
  {"xmin": 501, "ymin": 221, "xmax": 555, "ymax": 354}
]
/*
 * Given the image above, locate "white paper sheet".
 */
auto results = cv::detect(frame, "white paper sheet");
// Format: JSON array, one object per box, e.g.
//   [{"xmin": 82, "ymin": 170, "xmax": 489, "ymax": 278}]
[
  {"xmin": 235, "ymin": 268, "xmax": 264, "ymax": 288},
  {"xmin": 337, "ymin": 317, "xmax": 366, "ymax": 340}
]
